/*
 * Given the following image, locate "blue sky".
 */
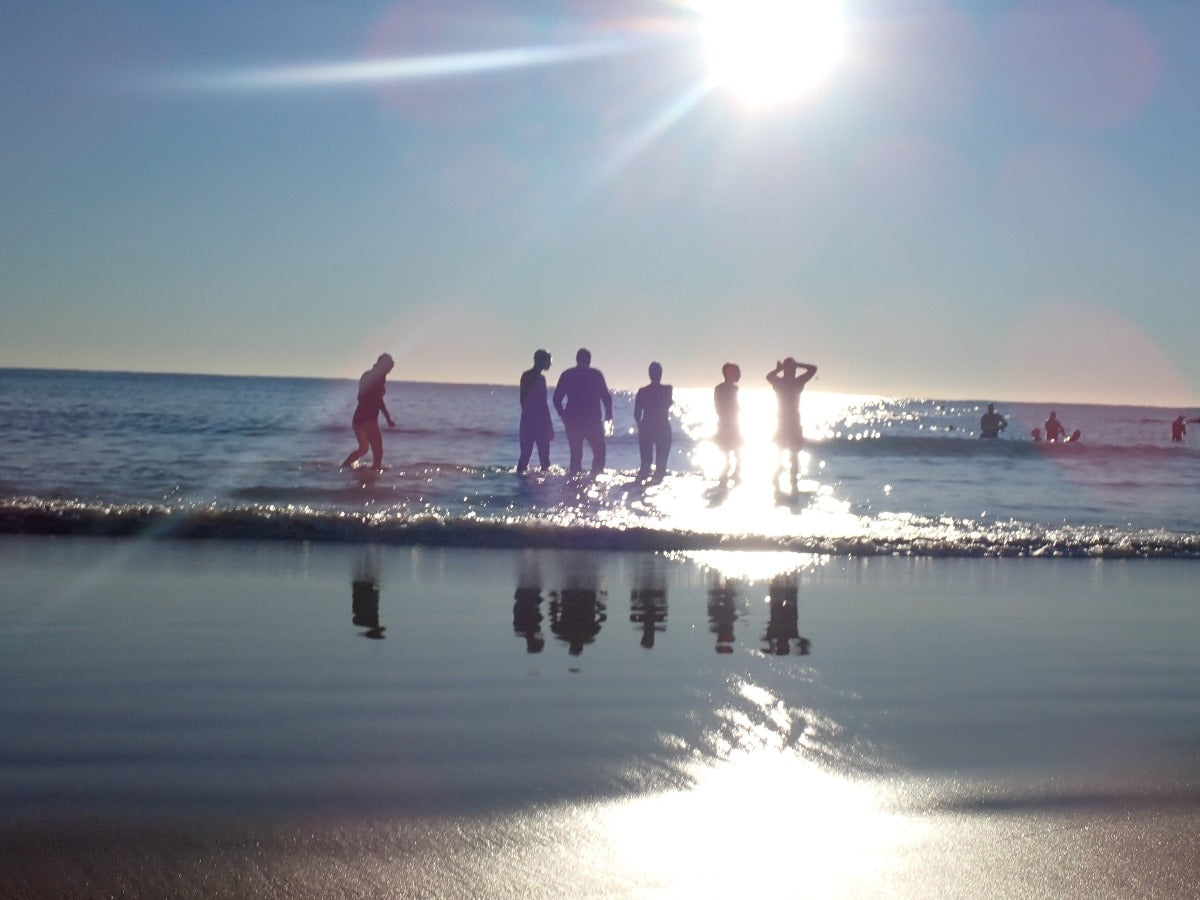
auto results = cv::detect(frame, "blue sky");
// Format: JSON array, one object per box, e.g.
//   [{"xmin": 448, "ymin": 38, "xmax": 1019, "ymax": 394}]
[{"xmin": 3, "ymin": 1, "xmax": 1199, "ymax": 404}]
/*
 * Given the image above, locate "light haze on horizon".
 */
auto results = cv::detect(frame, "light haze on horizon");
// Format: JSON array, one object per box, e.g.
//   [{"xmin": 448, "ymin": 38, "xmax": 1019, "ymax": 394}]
[{"xmin": 3, "ymin": 1, "xmax": 1200, "ymax": 406}]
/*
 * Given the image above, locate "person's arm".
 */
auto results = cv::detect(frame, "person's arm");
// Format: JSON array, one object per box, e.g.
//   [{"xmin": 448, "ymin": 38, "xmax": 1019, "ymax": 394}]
[
  {"xmin": 633, "ymin": 387, "xmax": 645, "ymax": 425},
  {"xmin": 766, "ymin": 362, "xmax": 782, "ymax": 386},
  {"xmin": 380, "ymin": 400, "xmax": 395, "ymax": 427},
  {"xmin": 552, "ymin": 373, "xmax": 567, "ymax": 418},
  {"xmin": 600, "ymin": 374, "xmax": 613, "ymax": 421},
  {"xmin": 795, "ymin": 363, "xmax": 818, "ymax": 386},
  {"xmin": 519, "ymin": 371, "xmax": 531, "ymax": 409}
]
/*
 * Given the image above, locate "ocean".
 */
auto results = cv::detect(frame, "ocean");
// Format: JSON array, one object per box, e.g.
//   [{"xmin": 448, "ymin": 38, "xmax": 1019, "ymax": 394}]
[{"xmin": 1, "ymin": 367, "xmax": 1197, "ymax": 556}]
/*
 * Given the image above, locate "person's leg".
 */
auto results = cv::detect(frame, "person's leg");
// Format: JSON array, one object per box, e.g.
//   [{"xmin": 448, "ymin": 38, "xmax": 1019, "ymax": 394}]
[
  {"xmin": 367, "ymin": 422, "xmax": 385, "ymax": 469},
  {"xmin": 518, "ymin": 421, "xmax": 534, "ymax": 473},
  {"xmin": 653, "ymin": 434, "xmax": 671, "ymax": 480},
  {"xmin": 342, "ymin": 424, "xmax": 370, "ymax": 467},
  {"xmin": 590, "ymin": 424, "xmax": 606, "ymax": 474},
  {"xmin": 637, "ymin": 431, "xmax": 653, "ymax": 479},
  {"xmin": 535, "ymin": 434, "xmax": 550, "ymax": 470},
  {"xmin": 566, "ymin": 425, "xmax": 584, "ymax": 475}
]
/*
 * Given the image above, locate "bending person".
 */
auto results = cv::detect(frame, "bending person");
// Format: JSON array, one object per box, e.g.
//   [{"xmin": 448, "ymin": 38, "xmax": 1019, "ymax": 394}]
[
  {"xmin": 552, "ymin": 348, "xmax": 613, "ymax": 476},
  {"xmin": 633, "ymin": 361, "xmax": 673, "ymax": 482},
  {"xmin": 342, "ymin": 353, "xmax": 396, "ymax": 470}
]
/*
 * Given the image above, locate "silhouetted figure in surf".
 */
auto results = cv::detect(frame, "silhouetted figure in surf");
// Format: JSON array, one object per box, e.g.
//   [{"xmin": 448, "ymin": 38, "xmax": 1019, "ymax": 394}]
[
  {"xmin": 714, "ymin": 363, "xmax": 743, "ymax": 483},
  {"xmin": 1044, "ymin": 410, "xmax": 1067, "ymax": 443},
  {"xmin": 1067, "ymin": 429, "xmax": 1082, "ymax": 443},
  {"xmin": 1031, "ymin": 427, "xmax": 1043, "ymax": 442},
  {"xmin": 517, "ymin": 349, "xmax": 554, "ymax": 474},
  {"xmin": 633, "ymin": 362, "xmax": 673, "ymax": 482},
  {"xmin": 552, "ymin": 348, "xmax": 613, "ymax": 476},
  {"xmin": 342, "ymin": 353, "xmax": 396, "ymax": 470},
  {"xmin": 1172, "ymin": 415, "xmax": 1187, "ymax": 442},
  {"xmin": 767, "ymin": 357, "xmax": 818, "ymax": 485},
  {"xmin": 979, "ymin": 403, "xmax": 1007, "ymax": 439}
]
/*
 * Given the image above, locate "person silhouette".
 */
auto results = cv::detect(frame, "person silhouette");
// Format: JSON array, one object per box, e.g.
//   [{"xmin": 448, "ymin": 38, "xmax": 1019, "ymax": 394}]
[
  {"xmin": 979, "ymin": 403, "xmax": 1007, "ymax": 439},
  {"xmin": 552, "ymin": 348, "xmax": 613, "ymax": 476},
  {"xmin": 633, "ymin": 362, "xmax": 673, "ymax": 482},
  {"xmin": 1031, "ymin": 427, "xmax": 1043, "ymax": 442},
  {"xmin": 714, "ymin": 363, "xmax": 742, "ymax": 483},
  {"xmin": 341, "ymin": 353, "xmax": 396, "ymax": 470},
  {"xmin": 1171, "ymin": 415, "xmax": 1187, "ymax": 442},
  {"xmin": 767, "ymin": 357, "xmax": 818, "ymax": 483},
  {"xmin": 1044, "ymin": 410, "xmax": 1067, "ymax": 443},
  {"xmin": 517, "ymin": 349, "xmax": 554, "ymax": 474}
]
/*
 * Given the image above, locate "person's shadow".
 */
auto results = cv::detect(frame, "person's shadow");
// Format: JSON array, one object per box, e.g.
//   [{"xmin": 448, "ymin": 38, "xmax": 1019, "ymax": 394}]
[{"xmin": 549, "ymin": 553, "xmax": 607, "ymax": 658}]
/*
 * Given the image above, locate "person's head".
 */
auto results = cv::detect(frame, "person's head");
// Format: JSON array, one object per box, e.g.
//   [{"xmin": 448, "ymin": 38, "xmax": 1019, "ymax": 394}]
[
  {"xmin": 782, "ymin": 357, "xmax": 798, "ymax": 375},
  {"xmin": 376, "ymin": 353, "xmax": 394, "ymax": 372},
  {"xmin": 648, "ymin": 361, "xmax": 662, "ymax": 383},
  {"xmin": 721, "ymin": 362, "xmax": 740, "ymax": 383},
  {"xmin": 987, "ymin": 403, "xmax": 995, "ymax": 413},
  {"xmin": 533, "ymin": 349, "xmax": 551, "ymax": 370},
  {"xmin": 576, "ymin": 348, "xmax": 591, "ymax": 367},
  {"xmin": 1048, "ymin": 410, "xmax": 1057, "ymax": 418}
]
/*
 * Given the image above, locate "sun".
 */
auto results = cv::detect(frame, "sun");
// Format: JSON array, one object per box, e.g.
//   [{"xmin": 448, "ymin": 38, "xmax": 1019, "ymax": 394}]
[{"xmin": 699, "ymin": 0, "xmax": 846, "ymax": 109}]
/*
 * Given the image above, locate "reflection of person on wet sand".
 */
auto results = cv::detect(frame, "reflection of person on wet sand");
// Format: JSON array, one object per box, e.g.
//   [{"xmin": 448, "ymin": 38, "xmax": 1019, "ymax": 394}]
[
  {"xmin": 979, "ymin": 404, "xmax": 1007, "ymax": 439},
  {"xmin": 351, "ymin": 561, "xmax": 386, "ymax": 640},
  {"xmin": 634, "ymin": 362, "xmax": 673, "ymax": 483},
  {"xmin": 767, "ymin": 357, "xmax": 818, "ymax": 484},
  {"xmin": 707, "ymin": 579, "xmax": 739, "ymax": 654},
  {"xmin": 764, "ymin": 576, "xmax": 811, "ymax": 656},
  {"xmin": 552, "ymin": 348, "xmax": 614, "ymax": 476},
  {"xmin": 1044, "ymin": 410, "xmax": 1067, "ymax": 443},
  {"xmin": 342, "ymin": 353, "xmax": 396, "ymax": 470},
  {"xmin": 630, "ymin": 588, "xmax": 667, "ymax": 649},
  {"xmin": 513, "ymin": 586, "xmax": 545, "ymax": 653},
  {"xmin": 550, "ymin": 586, "xmax": 607, "ymax": 656},
  {"xmin": 714, "ymin": 363, "xmax": 742, "ymax": 483},
  {"xmin": 518, "ymin": 349, "xmax": 554, "ymax": 474}
]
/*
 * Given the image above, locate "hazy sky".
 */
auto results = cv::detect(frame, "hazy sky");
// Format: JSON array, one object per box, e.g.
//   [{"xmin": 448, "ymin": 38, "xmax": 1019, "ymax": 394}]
[{"xmin": 4, "ymin": 1, "xmax": 1199, "ymax": 404}]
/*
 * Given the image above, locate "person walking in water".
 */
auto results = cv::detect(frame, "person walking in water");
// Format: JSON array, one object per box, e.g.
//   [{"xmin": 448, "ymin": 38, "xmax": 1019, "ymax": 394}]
[
  {"xmin": 1171, "ymin": 415, "xmax": 1187, "ymax": 443},
  {"xmin": 342, "ymin": 353, "xmax": 396, "ymax": 470},
  {"xmin": 552, "ymin": 348, "xmax": 613, "ymax": 476},
  {"xmin": 714, "ymin": 362, "xmax": 742, "ymax": 483},
  {"xmin": 767, "ymin": 357, "xmax": 818, "ymax": 484},
  {"xmin": 979, "ymin": 403, "xmax": 1007, "ymax": 439},
  {"xmin": 1044, "ymin": 410, "xmax": 1067, "ymax": 443},
  {"xmin": 633, "ymin": 361, "xmax": 673, "ymax": 482},
  {"xmin": 517, "ymin": 349, "xmax": 554, "ymax": 473}
]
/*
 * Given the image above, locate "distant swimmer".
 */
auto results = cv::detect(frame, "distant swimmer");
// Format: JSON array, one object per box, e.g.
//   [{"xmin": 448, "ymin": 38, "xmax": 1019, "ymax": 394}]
[
  {"xmin": 1044, "ymin": 410, "xmax": 1067, "ymax": 443},
  {"xmin": 341, "ymin": 353, "xmax": 395, "ymax": 470},
  {"xmin": 552, "ymin": 348, "xmax": 613, "ymax": 476},
  {"xmin": 633, "ymin": 361, "xmax": 673, "ymax": 482},
  {"xmin": 979, "ymin": 403, "xmax": 1007, "ymax": 439},
  {"xmin": 714, "ymin": 363, "xmax": 743, "ymax": 483},
  {"xmin": 1031, "ymin": 427, "xmax": 1043, "ymax": 442},
  {"xmin": 767, "ymin": 357, "xmax": 818, "ymax": 484},
  {"xmin": 517, "ymin": 349, "xmax": 554, "ymax": 474},
  {"xmin": 1171, "ymin": 415, "xmax": 1187, "ymax": 442}
]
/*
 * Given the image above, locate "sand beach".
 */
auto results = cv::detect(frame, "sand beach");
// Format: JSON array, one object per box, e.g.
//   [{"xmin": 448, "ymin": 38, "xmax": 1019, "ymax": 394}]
[{"xmin": 2, "ymin": 536, "xmax": 1198, "ymax": 897}]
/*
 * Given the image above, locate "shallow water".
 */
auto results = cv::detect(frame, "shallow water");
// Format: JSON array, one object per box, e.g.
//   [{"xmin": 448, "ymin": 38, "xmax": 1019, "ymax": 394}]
[{"xmin": 2, "ymin": 369, "xmax": 1198, "ymax": 556}]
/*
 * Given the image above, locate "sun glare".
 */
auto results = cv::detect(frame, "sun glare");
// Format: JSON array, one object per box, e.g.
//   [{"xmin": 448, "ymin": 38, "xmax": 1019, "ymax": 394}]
[{"xmin": 700, "ymin": 0, "xmax": 845, "ymax": 109}]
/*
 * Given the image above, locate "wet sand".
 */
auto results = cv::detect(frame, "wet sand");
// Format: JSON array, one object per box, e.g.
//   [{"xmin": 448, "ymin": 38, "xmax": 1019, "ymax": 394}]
[{"xmin": 2, "ymin": 537, "xmax": 1198, "ymax": 897}]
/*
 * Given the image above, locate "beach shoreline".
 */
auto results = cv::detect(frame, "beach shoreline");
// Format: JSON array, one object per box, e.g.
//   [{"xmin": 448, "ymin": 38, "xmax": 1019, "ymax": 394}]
[{"xmin": 2, "ymin": 535, "xmax": 1198, "ymax": 896}]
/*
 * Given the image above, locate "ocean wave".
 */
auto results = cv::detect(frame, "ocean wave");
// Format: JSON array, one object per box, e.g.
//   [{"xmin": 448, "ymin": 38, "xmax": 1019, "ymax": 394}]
[{"xmin": 3, "ymin": 498, "xmax": 1198, "ymax": 559}]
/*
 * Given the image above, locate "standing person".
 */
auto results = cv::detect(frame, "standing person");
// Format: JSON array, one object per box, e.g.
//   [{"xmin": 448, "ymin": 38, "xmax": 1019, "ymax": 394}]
[
  {"xmin": 1044, "ymin": 410, "xmax": 1067, "ymax": 443},
  {"xmin": 979, "ymin": 403, "xmax": 1007, "ymax": 439},
  {"xmin": 552, "ymin": 348, "xmax": 613, "ymax": 476},
  {"xmin": 341, "ymin": 353, "xmax": 396, "ymax": 470},
  {"xmin": 517, "ymin": 349, "xmax": 554, "ymax": 473},
  {"xmin": 714, "ymin": 362, "xmax": 742, "ymax": 483},
  {"xmin": 767, "ymin": 357, "xmax": 818, "ymax": 483},
  {"xmin": 633, "ymin": 361, "xmax": 673, "ymax": 482}
]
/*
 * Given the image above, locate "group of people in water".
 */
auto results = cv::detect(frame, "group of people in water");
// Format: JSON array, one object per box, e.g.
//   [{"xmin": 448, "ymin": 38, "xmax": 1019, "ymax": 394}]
[
  {"xmin": 342, "ymin": 350, "xmax": 1193, "ymax": 476},
  {"xmin": 342, "ymin": 348, "xmax": 819, "ymax": 482}
]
